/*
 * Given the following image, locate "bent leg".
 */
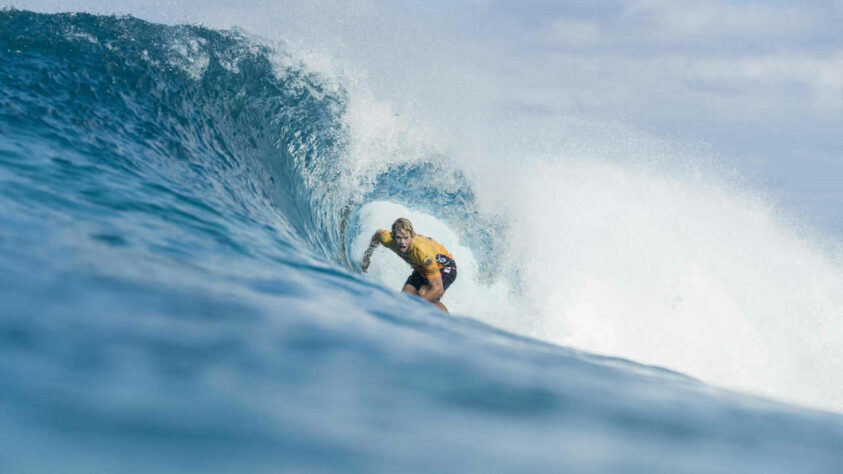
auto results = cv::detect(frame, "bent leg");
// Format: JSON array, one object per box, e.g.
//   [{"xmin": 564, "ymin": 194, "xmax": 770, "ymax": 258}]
[
  {"xmin": 418, "ymin": 284, "xmax": 449, "ymax": 313},
  {"xmin": 402, "ymin": 283, "xmax": 418, "ymax": 295}
]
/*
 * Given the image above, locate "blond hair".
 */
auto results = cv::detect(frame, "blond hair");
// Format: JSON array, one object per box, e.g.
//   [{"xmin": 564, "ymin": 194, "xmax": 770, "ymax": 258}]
[{"xmin": 391, "ymin": 217, "xmax": 415, "ymax": 237}]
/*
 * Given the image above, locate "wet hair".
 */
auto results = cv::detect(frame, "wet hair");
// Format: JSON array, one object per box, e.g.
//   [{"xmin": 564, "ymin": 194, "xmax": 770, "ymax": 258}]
[{"xmin": 391, "ymin": 217, "xmax": 415, "ymax": 237}]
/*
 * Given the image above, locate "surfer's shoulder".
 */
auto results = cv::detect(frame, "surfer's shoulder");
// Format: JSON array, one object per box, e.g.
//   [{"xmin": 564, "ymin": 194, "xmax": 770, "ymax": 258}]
[
  {"xmin": 410, "ymin": 239, "xmax": 435, "ymax": 266},
  {"xmin": 377, "ymin": 229, "xmax": 392, "ymax": 244}
]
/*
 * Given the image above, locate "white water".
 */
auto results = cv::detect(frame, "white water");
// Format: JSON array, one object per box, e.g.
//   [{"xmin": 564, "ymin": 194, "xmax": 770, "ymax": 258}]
[
  {"xmin": 497, "ymin": 159, "xmax": 843, "ymax": 412},
  {"xmin": 351, "ymin": 151, "xmax": 843, "ymax": 413}
]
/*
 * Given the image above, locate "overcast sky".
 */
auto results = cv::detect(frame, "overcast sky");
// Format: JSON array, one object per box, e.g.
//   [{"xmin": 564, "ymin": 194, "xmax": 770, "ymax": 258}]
[
  {"xmin": 457, "ymin": 1, "xmax": 843, "ymax": 230},
  {"xmin": 7, "ymin": 0, "xmax": 843, "ymax": 233}
]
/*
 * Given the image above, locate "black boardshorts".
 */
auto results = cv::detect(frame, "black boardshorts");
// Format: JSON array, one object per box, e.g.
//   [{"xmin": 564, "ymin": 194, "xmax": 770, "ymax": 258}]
[{"xmin": 405, "ymin": 254, "xmax": 457, "ymax": 293}]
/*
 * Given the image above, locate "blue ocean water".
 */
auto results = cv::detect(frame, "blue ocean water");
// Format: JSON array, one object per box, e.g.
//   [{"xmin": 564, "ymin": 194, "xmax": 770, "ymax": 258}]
[{"xmin": 1, "ymin": 10, "xmax": 842, "ymax": 473}]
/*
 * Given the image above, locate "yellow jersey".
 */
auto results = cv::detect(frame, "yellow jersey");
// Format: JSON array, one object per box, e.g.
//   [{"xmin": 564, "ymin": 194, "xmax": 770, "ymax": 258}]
[{"xmin": 378, "ymin": 230, "xmax": 454, "ymax": 279}]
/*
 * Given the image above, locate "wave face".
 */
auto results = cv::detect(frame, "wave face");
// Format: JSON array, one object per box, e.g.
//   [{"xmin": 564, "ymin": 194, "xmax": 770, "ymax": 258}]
[{"xmin": 1, "ymin": 10, "xmax": 843, "ymax": 473}]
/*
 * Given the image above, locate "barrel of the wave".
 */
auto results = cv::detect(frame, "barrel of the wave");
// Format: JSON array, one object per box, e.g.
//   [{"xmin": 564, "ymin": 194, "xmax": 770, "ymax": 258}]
[{"xmin": 361, "ymin": 218, "xmax": 457, "ymax": 313}]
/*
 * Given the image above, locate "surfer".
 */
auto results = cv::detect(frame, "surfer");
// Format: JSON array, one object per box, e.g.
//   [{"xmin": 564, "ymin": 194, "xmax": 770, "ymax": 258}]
[{"xmin": 361, "ymin": 218, "xmax": 457, "ymax": 313}]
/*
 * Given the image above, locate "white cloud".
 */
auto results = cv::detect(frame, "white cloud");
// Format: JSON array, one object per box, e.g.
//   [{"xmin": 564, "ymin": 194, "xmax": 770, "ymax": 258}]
[
  {"xmin": 624, "ymin": 0, "xmax": 819, "ymax": 41},
  {"xmin": 690, "ymin": 54, "xmax": 843, "ymax": 110},
  {"xmin": 543, "ymin": 18, "xmax": 600, "ymax": 47}
]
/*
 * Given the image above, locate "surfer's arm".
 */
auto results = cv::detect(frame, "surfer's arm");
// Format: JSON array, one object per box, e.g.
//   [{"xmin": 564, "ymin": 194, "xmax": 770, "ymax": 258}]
[{"xmin": 361, "ymin": 231, "xmax": 383, "ymax": 273}]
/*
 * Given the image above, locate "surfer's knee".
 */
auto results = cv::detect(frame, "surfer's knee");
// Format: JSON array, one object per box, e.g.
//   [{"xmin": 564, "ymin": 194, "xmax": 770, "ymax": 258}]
[{"xmin": 417, "ymin": 284, "xmax": 435, "ymax": 299}]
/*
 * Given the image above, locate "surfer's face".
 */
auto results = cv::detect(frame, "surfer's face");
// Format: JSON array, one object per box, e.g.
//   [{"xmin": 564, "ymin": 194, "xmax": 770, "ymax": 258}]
[{"xmin": 394, "ymin": 231, "xmax": 413, "ymax": 253}]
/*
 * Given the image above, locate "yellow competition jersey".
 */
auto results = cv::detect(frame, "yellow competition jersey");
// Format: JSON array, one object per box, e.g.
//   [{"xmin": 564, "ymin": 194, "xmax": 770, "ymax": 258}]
[{"xmin": 378, "ymin": 230, "xmax": 454, "ymax": 278}]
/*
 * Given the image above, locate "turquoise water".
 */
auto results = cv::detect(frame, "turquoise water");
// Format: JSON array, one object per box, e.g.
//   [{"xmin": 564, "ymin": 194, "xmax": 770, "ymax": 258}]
[{"xmin": 2, "ymin": 10, "xmax": 843, "ymax": 473}]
